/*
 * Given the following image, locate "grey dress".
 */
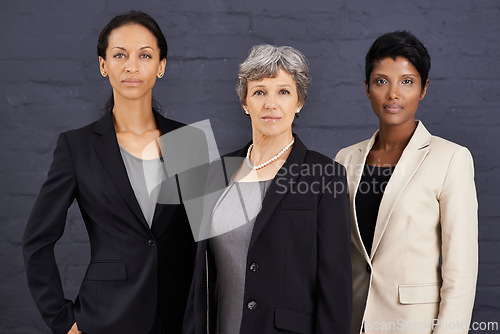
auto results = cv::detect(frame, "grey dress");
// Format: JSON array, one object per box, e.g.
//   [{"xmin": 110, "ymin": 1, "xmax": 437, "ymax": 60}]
[{"xmin": 209, "ymin": 179, "xmax": 272, "ymax": 334}]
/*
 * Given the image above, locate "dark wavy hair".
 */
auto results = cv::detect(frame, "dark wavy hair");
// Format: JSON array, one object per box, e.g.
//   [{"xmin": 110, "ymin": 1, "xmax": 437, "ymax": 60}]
[
  {"xmin": 97, "ymin": 11, "xmax": 167, "ymax": 113},
  {"xmin": 365, "ymin": 30, "xmax": 431, "ymax": 91}
]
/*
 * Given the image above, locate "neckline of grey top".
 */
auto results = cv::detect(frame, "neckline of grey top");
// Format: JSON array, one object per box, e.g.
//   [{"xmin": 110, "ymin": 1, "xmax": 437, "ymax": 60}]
[
  {"xmin": 119, "ymin": 145, "xmax": 164, "ymax": 227},
  {"xmin": 118, "ymin": 144, "xmax": 162, "ymax": 162},
  {"xmin": 210, "ymin": 178, "xmax": 272, "ymax": 239}
]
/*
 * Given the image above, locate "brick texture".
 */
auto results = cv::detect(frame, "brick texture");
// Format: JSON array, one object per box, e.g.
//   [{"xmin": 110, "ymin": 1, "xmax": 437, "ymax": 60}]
[{"xmin": 1, "ymin": 0, "xmax": 499, "ymax": 332}]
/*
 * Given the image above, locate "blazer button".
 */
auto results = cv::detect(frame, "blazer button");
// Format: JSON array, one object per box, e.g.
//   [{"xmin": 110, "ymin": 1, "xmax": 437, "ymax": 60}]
[
  {"xmin": 249, "ymin": 263, "xmax": 258, "ymax": 272},
  {"xmin": 247, "ymin": 301, "xmax": 257, "ymax": 310},
  {"xmin": 147, "ymin": 239, "xmax": 156, "ymax": 247},
  {"xmin": 366, "ymin": 263, "xmax": 371, "ymax": 274}
]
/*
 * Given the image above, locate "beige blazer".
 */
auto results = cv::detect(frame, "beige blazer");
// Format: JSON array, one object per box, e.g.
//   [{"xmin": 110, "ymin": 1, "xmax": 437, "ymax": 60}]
[{"xmin": 335, "ymin": 121, "xmax": 478, "ymax": 334}]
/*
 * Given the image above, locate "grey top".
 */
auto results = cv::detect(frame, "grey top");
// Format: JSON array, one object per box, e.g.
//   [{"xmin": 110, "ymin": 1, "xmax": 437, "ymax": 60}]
[
  {"xmin": 119, "ymin": 145, "xmax": 163, "ymax": 228},
  {"xmin": 209, "ymin": 179, "xmax": 272, "ymax": 334}
]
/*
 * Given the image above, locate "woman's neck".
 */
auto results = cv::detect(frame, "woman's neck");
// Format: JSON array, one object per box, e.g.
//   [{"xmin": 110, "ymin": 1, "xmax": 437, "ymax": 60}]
[
  {"xmin": 112, "ymin": 95, "xmax": 162, "ymax": 159},
  {"xmin": 366, "ymin": 120, "xmax": 417, "ymax": 167},
  {"xmin": 250, "ymin": 131, "xmax": 294, "ymax": 165},
  {"xmin": 112, "ymin": 96, "xmax": 157, "ymax": 134},
  {"xmin": 376, "ymin": 120, "xmax": 417, "ymax": 151}
]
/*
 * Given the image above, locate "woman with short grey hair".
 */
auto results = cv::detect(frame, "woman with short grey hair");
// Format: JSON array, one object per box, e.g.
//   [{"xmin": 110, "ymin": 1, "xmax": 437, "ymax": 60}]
[
  {"xmin": 183, "ymin": 44, "xmax": 352, "ymax": 334},
  {"xmin": 236, "ymin": 45, "xmax": 311, "ymax": 106}
]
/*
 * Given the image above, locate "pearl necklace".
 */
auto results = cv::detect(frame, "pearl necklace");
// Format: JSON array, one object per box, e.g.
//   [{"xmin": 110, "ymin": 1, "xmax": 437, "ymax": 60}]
[{"xmin": 246, "ymin": 138, "xmax": 295, "ymax": 170}]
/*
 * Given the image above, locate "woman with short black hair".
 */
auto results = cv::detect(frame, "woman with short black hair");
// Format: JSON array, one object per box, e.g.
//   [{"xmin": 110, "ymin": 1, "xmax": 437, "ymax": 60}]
[{"xmin": 336, "ymin": 31, "xmax": 478, "ymax": 334}]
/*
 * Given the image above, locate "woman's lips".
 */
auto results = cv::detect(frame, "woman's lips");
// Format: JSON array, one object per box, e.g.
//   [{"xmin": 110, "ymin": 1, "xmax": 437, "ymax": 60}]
[
  {"xmin": 122, "ymin": 78, "xmax": 143, "ymax": 86},
  {"xmin": 384, "ymin": 104, "xmax": 403, "ymax": 113},
  {"xmin": 262, "ymin": 116, "xmax": 281, "ymax": 123}
]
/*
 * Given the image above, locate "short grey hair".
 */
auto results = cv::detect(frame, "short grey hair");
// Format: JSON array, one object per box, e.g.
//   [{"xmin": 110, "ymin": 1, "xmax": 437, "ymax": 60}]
[{"xmin": 236, "ymin": 44, "xmax": 311, "ymax": 106}]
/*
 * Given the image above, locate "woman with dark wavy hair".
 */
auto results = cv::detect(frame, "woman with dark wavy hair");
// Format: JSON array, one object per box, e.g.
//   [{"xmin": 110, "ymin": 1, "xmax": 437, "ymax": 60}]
[{"xmin": 23, "ymin": 11, "xmax": 195, "ymax": 334}]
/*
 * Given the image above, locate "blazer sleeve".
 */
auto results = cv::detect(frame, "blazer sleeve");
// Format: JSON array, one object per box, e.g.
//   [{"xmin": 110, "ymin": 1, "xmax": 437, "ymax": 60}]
[
  {"xmin": 315, "ymin": 163, "xmax": 352, "ymax": 334},
  {"xmin": 434, "ymin": 147, "xmax": 478, "ymax": 334},
  {"xmin": 22, "ymin": 133, "xmax": 77, "ymax": 334}
]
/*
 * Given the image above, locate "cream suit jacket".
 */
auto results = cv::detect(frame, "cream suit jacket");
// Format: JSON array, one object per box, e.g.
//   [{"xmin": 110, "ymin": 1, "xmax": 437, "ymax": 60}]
[{"xmin": 335, "ymin": 121, "xmax": 478, "ymax": 334}]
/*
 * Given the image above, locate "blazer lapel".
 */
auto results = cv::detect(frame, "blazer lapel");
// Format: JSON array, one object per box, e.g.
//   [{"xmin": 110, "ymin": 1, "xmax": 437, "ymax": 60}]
[
  {"xmin": 150, "ymin": 112, "xmax": 186, "ymax": 226},
  {"xmin": 93, "ymin": 111, "xmax": 149, "ymax": 228},
  {"xmin": 370, "ymin": 121, "xmax": 431, "ymax": 259},
  {"xmin": 248, "ymin": 135, "xmax": 308, "ymax": 250},
  {"xmin": 349, "ymin": 133, "xmax": 379, "ymax": 263}
]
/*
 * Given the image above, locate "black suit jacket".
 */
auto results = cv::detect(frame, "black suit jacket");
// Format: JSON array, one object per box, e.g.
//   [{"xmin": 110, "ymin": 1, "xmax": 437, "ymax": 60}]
[
  {"xmin": 183, "ymin": 135, "xmax": 352, "ymax": 334},
  {"xmin": 23, "ymin": 111, "xmax": 197, "ymax": 334}
]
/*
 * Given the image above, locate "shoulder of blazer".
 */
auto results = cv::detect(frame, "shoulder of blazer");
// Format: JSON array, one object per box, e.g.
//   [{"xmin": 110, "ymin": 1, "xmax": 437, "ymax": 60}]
[
  {"xmin": 53, "ymin": 112, "xmax": 112, "ymax": 142},
  {"xmin": 303, "ymin": 149, "xmax": 334, "ymax": 165},
  {"xmin": 154, "ymin": 111, "xmax": 186, "ymax": 134},
  {"xmin": 302, "ymin": 149, "xmax": 347, "ymax": 181},
  {"xmin": 428, "ymin": 134, "xmax": 469, "ymax": 154},
  {"xmin": 58, "ymin": 118, "xmax": 100, "ymax": 143},
  {"xmin": 89, "ymin": 110, "xmax": 186, "ymax": 136},
  {"xmin": 335, "ymin": 138, "xmax": 372, "ymax": 165},
  {"xmin": 405, "ymin": 121, "xmax": 470, "ymax": 157}
]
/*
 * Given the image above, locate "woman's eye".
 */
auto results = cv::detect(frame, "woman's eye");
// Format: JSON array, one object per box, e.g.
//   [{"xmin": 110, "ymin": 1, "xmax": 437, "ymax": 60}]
[
  {"xmin": 279, "ymin": 90, "xmax": 290, "ymax": 95},
  {"xmin": 376, "ymin": 79, "xmax": 387, "ymax": 84},
  {"xmin": 402, "ymin": 79, "xmax": 413, "ymax": 84},
  {"xmin": 253, "ymin": 90, "xmax": 264, "ymax": 96},
  {"xmin": 141, "ymin": 54, "xmax": 152, "ymax": 59},
  {"xmin": 113, "ymin": 53, "xmax": 125, "ymax": 59}
]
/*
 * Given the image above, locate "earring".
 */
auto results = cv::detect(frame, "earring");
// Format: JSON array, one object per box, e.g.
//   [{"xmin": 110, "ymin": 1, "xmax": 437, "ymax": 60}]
[
  {"xmin": 101, "ymin": 71, "xmax": 106, "ymax": 76},
  {"xmin": 245, "ymin": 110, "xmax": 249, "ymax": 115},
  {"xmin": 158, "ymin": 73, "xmax": 163, "ymax": 78},
  {"xmin": 296, "ymin": 109, "xmax": 301, "ymax": 113}
]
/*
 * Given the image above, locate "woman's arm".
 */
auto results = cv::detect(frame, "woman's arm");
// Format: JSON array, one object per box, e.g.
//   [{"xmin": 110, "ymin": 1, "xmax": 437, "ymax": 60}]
[
  {"xmin": 22, "ymin": 133, "xmax": 78, "ymax": 334},
  {"xmin": 434, "ymin": 146, "xmax": 478, "ymax": 334},
  {"xmin": 315, "ymin": 163, "xmax": 352, "ymax": 334}
]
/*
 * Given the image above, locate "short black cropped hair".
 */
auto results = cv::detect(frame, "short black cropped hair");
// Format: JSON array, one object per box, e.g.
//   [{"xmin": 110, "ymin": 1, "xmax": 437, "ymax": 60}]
[{"xmin": 365, "ymin": 30, "xmax": 431, "ymax": 91}]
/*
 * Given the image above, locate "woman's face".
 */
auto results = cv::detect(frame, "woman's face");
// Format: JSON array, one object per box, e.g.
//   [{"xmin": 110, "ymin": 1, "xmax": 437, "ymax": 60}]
[
  {"xmin": 99, "ymin": 24, "xmax": 166, "ymax": 104},
  {"xmin": 366, "ymin": 56, "xmax": 428, "ymax": 127},
  {"xmin": 243, "ymin": 69, "xmax": 302, "ymax": 140}
]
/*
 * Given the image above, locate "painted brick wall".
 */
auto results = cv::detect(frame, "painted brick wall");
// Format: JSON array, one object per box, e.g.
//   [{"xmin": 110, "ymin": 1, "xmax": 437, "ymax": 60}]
[{"xmin": 1, "ymin": 0, "xmax": 499, "ymax": 332}]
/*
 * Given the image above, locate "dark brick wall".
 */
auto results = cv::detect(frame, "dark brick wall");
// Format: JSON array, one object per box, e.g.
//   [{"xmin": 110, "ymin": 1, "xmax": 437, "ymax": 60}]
[{"xmin": 1, "ymin": 0, "xmax": 499, "ymax": 333}]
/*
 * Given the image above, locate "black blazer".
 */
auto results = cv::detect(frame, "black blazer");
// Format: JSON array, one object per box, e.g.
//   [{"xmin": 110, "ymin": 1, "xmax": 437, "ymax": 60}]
[
  {"xmin": 23, "ymin": 111, "xmax": 196, "ymax": 334},
  {"xmin": 183, "ymin": 135, "xmax": 352, "ymax": 334}
]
